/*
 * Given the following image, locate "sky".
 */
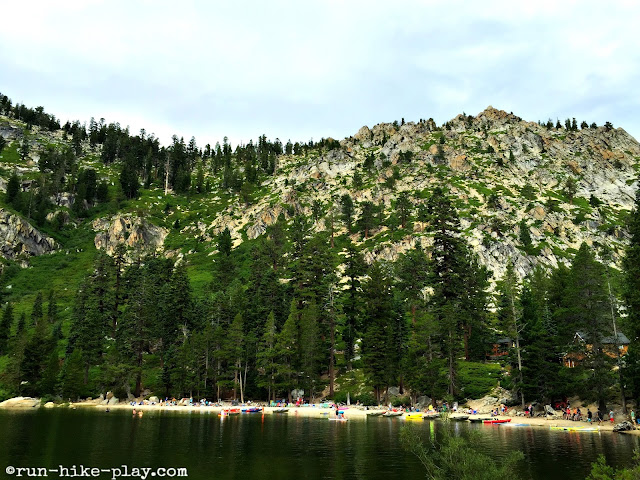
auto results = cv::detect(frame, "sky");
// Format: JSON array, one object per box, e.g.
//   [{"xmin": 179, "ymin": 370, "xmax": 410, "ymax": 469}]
[{"xmin": 1, "ymin": 0, "xmax": 639, "ymax": 147}]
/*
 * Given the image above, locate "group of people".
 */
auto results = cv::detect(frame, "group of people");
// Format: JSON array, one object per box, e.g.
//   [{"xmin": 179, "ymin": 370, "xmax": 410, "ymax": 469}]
[{"xmin": 562, "ymin": 405, "xmax": 618, "ymax": 424}]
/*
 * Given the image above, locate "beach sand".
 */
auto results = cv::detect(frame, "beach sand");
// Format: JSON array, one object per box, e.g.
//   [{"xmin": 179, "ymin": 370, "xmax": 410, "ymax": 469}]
[{"xmin": 1, "ymin": 397, "xmax": 635, "ymax": 432}]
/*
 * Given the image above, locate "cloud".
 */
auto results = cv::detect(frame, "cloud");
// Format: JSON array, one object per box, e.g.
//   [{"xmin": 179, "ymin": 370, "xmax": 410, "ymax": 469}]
[{"xmin": 1, "ymin": 0, "xmax": 638, "ymax": 146}]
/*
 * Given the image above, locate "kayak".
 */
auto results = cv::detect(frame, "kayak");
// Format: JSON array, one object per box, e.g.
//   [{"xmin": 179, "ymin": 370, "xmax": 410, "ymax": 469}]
[
  {"xmin": 242, "ymin": 407, "xmax": 262, "ymax": 413},
  {"xmin": 219, "ymin": 408, "xmax": 241, "ymax": 416},
  {"xmin": 498, "ymin": 423, "xmax": 529, "ymax": 427},
  {"xmin": 383, "ymin": 411, "xmax": 403, "ymax": 417},
  {"xmin": 272, "ymin": 408, "xmax": 288, "ymax": 413},
  {"xmin": 550, "ymin": 426, "xmax": 600, "ymax": 432},
  {"xmin": 484, "ymin": 419, "xmax": 512, "ymax": 424},
  {"xmin": 452, "ymin": 415, "xmax": 469, "ymax": 421},
  {"xmin": 404, "ymin": 413, "xmax": 423, "ymax": 420}
]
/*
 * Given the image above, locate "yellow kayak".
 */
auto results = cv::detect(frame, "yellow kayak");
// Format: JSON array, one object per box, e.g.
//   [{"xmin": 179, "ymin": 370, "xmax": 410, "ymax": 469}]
[
  {"xmin": 550, "ymin": 426, "xmax": 599, "ymax": 432},
  {"xmin": 404, "ymin": 413, "xmax": 424, "ymax": 420}
]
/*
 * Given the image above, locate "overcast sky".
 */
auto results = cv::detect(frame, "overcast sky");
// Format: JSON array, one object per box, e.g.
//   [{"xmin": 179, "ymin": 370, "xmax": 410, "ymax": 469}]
[{"xmin": 1, "ymin": 0, "xmax": 639, "ymax": 147}]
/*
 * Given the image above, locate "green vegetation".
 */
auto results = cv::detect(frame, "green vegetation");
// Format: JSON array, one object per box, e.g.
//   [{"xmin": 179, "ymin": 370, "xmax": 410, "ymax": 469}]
[
  {"xmin": 0, "ymin": 92, "xmax": 636, "ymax": 412},
  {"xmin": 400, "ymin": 421, "xmax": 524, "ymax": 480}
]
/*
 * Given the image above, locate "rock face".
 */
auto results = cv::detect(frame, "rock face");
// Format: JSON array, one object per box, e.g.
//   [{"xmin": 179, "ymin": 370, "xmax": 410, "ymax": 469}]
[
  {"xmin": 0, "ymin": 209, "xmax": 57, "ymax": 261},
  {"xmin": 93, "ymin": 215, "xmax": 168, "ymax": 256}
]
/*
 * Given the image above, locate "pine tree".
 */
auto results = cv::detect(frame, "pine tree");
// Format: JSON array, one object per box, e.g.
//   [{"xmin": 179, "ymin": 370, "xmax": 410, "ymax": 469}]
[
  {"xmin": 20, "ymin": 137, "xmax": 30, "ymax": 161},
  {"xmin": 60, "ymin": 349, "xmax": 85, "ymax": 400},
  {"xmin": 519, "ymin": 219, "xmax": 533, "ymax": 252},
  {"xmin": 5, "ymin": 172, "xmax": 20, "ymax": 205},
  {"xmin": 361, "ymin": 263, "xmax": 394, "ymax": 403},
  {"xmin": 46, "ymin": 290, "xmax": 58, "ymax": 324},
  {"xmin": 569, "ymin": 243, "xmax": 612, "ymax": 412},
  {"xmin": 0, "ymin": 303, "xmax": 13, "ymax": 355},
  {"xmin": 396, "ymin": 193, "xmax": 412, "ymax": 229},
  {"xmin": 341, "ymin": 194, "xmax": 354, "ymax": 233},
  {"xmin": 396, "ymin": 246, "xmax": 429, "ymax": 325},
  {"xmin": 257, "ymin": 311, "xmax": 278, "ymax": 402},
  {"xmin": 623, "ymin": 187, "xmax": 640, "ymax": 403},
  {"xmin": 520, "ymin": 270, "xmax": 562, "ymax": 403},
  {"xmin": 226, "ymin": 313, "xmax": 245, "ymax": 402},
  {"xmin": 342, "ymin": 241, "xmax": 365, "ymax": 369},
  {"xmin": 299, "ymin": 302, "xmax": 322, "ymax": 400},
  {"xmin": 30, "ymin": 292, "xmax": 43, "ymax": 327},
  {"xmin": 497, "ymin": 260, "xmax": 525, "ymax": 407},
  {"xmin": 275, "ymin": 301, "xmax": 299, "ymax": 403},
  {"xmin": 357, "ymin": 201, "xmax": 375, "ymax": 239}
]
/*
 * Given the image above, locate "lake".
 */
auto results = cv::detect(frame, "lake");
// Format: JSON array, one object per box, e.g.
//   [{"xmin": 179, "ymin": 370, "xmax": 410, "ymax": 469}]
[{"xmin": 0, "ymin": 409, "xmax": 637, "ymax": 479}]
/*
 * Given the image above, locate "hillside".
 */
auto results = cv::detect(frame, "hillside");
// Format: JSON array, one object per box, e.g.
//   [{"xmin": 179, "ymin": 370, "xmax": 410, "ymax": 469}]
[
  {"xmin": 0, "ymin": 96, "xmax": 638, "ymax": 406},
  {"xmin": 0, "ymin": 105, "xmax": 637, "ymax": 293}
]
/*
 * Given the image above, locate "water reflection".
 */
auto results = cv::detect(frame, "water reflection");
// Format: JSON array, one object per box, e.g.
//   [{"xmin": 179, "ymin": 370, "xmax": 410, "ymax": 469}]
[{"xmin": 0, "ymin": 410, "xmax": 637, "ymax": 480}]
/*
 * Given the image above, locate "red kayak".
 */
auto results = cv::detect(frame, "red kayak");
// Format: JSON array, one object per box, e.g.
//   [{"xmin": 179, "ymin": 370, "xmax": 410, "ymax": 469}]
[{"xmin": 483, "ymin": 419, "xmax": 512, "ymax": 424}]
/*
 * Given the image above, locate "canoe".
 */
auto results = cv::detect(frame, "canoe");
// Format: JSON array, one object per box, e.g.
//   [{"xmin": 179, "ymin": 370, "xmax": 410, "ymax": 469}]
[
  {"xmin": 272, "ymin": 408, "xmax": 289, "ymax": 413},
  {"xmin": 422, "ymin": 413, "xmax": 439, "ymax": 419},
  {"xmin": 550, "ymin": 426, "xmax": 599, "ymax": 432},
  {"xmin": 366, "ymin": 411, "xmax": 385, "ymax": 417},
  {"xmin": 469, "ymin": 417, "xmax": 492, "ymax": 423},
  {"xmin": 452, "ymin": 415, "xmax": 469, "ymax": 421},
  {"xmin": 483, "ymin": 419, "xmax": 512, "ymax": 424}
]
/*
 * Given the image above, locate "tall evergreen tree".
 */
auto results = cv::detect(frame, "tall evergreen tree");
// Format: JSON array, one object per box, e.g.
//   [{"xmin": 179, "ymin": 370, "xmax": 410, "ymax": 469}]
[
  {"xmin": 623, "ymin": 187, "xmax": 640, "ymax": 403},
  {"xmin": 257, "ymin": 311, "xmax": 278, "ymax": 402},
  {"xmin": 497, "ymin": 260, "xmax": 525, "ymax": 407},
  {"xmin": 0, "ymin": 303, "xmax": 13, "ymax": 355},
  {"xmin": 569, "ymin": 243, "xmax": 612, "ymax": 412},
  {"xmin": 341, "ymin": 194, "xmax": 354, "ymax": 233},
  {"xmin": 361, "ymin": 263, "xmax": 394, "ymax": 402}
]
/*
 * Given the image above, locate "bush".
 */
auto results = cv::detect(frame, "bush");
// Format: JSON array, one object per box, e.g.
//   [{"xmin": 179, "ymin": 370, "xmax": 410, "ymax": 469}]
[
  {"xmin": 355, "ymin": 392, "xmax": 377, "ymax": 406},
  {"xmin": 391, "ymin": 396, "xmax": 411, "ymax": 407},
  {"xmin": 458, "ymin": 362, "xmax": 501, "ymax": 399}
]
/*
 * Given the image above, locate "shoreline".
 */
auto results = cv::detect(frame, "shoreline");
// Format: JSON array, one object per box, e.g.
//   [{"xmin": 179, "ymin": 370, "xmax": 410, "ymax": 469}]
[{"xmin": 1, "ymin": 397, "xmax": 635, "ymax": 432}]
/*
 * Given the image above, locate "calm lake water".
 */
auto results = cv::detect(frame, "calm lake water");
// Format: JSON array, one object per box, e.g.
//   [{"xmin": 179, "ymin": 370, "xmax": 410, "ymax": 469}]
[{"xmin": 0, "ymin": 409, "xmax": 638, "ymax": 479}]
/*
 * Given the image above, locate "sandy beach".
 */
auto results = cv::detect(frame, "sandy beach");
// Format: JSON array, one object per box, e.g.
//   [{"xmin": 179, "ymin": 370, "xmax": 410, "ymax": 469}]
[
  {"xmin": 73, "ymin": 402, "xmax": 634, "ymax": 431},
  {"xmin": 1, "ymin": 397, "xmax": 636, "ymax": 433}
]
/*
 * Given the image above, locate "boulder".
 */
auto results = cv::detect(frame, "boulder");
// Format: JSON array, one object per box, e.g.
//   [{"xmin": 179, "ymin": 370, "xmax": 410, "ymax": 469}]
[
  {"xmin": 613, "ymin": 421, "xmax": 634, "ymax": 432},
  {"xmin": 44, "ymin": 402, "xmax": 55, "ymax": 408},
  {"xmin": 0, "ymin": 397, "xmax": 40, "ymax": 408},
  {"xmin": 149, "ymin": 396, "xmax": 159, "ymax": 404},
  {"xmin": 107, "ymin": 396, "xmax": 119, "ymax": 406}
]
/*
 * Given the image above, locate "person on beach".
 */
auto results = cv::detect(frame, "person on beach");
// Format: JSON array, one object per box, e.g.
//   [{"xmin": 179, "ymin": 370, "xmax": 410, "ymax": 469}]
[
  {"xmin": 609, "ymin": 410, "xmax": 615, "ymax": 423},
  {"xmin": 596, "ymin": 409, "xmax": 603, "ymax": 424},
  {"xmin": 587, "ymin": 409, "xmax": 592, "ymax": 422}
]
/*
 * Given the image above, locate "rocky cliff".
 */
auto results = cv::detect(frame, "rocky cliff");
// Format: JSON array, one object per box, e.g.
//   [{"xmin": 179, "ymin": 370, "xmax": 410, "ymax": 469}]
[
  {"xmin": 203, "ymin": 106, "xmax": 639, "ymax": 281},
  {"xmin": 0, "ymin": 209, "xmax": 57, "ymax": 262},
  {"xmin": 92, "ymin": 215, "xmax": 168, "ymax": 256}
]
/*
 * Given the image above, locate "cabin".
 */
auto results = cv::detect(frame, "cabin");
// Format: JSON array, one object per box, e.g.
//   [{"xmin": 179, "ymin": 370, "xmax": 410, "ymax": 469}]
[
  {"xmin": 562, "ymin": 331, "xmax": 629, "ymax": 368},
  {"xmin": 487, "ymin": 337, "xmax": 514, "ymax": 360}
]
